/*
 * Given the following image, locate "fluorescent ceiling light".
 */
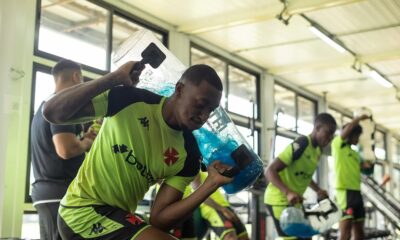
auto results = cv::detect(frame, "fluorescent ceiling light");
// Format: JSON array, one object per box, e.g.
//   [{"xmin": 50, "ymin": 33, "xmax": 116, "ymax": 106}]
[
  {"xmin": 309, "ymin": 26, "xmax": 346, "ymax": 53},
  {"xmin": 368, "ymin": 70, "xmax": 393, "ymax": 88}
]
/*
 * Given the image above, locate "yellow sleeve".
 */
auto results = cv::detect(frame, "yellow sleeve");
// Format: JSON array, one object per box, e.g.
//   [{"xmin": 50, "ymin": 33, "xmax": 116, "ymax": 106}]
[
  {"xmin": 331, "ymin": 136, "xmax": 343, "ymax": 150},
  {"xmin": 182, "ymin": 186, "xmax": 192, "ymax": 198},
  {"xmin": 199, "ymin": 171, "xmax": 208, "ymax": 184},
  {"xmin": 278, "ymin": 143, "xmax": 293, "ymax": 166},
  {"xmin": 164, "ymin": 175, "xmax": 194, "ymax": 193},
  {"xmin": 92, "ymin": 90, "xmax": 109, "ymax": 118}
]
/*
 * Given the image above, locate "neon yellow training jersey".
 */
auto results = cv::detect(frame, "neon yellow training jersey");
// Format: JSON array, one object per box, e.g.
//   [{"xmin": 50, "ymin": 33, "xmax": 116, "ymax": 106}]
[
  {"xmin": 264, "ymin": 135, "xmax": 321, "ymax": 205},
  {"xmin": 331, "ymin": 136, "xmax": 361, "ymax": 190},
  {"xmin": 61, "ymin": 86, "xmax": 201, "ymax": 213}
]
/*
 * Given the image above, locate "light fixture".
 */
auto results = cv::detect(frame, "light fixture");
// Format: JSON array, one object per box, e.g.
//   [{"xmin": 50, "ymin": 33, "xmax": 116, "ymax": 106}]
[
  {"xmin": 309, "ymin": 26, "xmax": 347, "ymax": 53},
  {"xmin": 367, "ymin": 70, "xmax": 393, "ymax": 88}
]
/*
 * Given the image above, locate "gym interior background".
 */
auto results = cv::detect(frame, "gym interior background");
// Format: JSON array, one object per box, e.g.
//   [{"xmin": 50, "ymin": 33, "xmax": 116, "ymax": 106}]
[{"xmin": 0, "ymin": 0, "xmax": 399, "ymax": 239}]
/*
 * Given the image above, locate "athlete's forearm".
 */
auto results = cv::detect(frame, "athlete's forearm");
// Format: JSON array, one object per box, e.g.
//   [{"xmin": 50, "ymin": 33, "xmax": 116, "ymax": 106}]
[
  {"xmin": 341, "ymin": 115, "xmax": 367, "ymax": 140},
  {"xmin": 43, "ymin": 71, "xmax": 120, "ymax": 124},
  {"xmin": 266, "ymin": 167, "xmax": 290, "ymax": 195},
  {"xmin": 150, "ymin": 179, "xmax": 219, "ymax": 230},
  {"xmin": 59, "ymin": 138, "xmax": 92, "ymax": 159}
]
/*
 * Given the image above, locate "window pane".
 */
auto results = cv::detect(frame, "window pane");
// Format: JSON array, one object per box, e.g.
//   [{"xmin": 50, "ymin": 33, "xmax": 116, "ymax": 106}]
[
  {"xmin": 227, "ymin": 66, "xmax": 257, "ymax": 118},
  {"xmin": 391, "ymin": 138, "xmax": 400, "ymax": 164},
  {"xmin": 274, "ymin": 135, "xmax": 293, "ymax": 158},
  {"xmin": 111, "ymin": 15, "xmax": 164, "ymax": 71},
  {"xmin": 397, "ymin": 142, "xmax": 400, "ymax": 164},
  {"xmin": 274, "ymin": 85, "xmax": 296, "ymax": 131},
  {"xmin": 375, "ymin": 131, "xmax": 386, "ymax": 160},
  {"xmin": 297, "ymin": 96, "xmax": 315, "ymax": 135},
  {"xmin": 327, "ymin": 156, "xmax": 336, "ymax": 198},
  {"xmin": 236, "ymin": 125, "xmax": 258, "ymax": 154},
  {"xmin": 21, "ymin": 213, "xmax": 40, "ymax": 239},
  {"xmin": 373, "ymin": 163, "xmax": 383, "ymax": 183},
  {"xmin": 34, "ymin": 72, "xmax": 55, "ymax": 113},
  {"xmin": 191, "ymin": 48, "xmax": 226, "ymax": 107},
  {"xmin": 39, "ymin": 0, "xmax": 109, "ymax": 70},
  {"xmin": 394, "ymin": 169, "xmax": 400, "ymax": 200}
]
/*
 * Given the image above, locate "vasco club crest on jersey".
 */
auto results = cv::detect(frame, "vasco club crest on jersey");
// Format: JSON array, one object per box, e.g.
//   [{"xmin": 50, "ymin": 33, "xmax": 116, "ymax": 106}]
[{"xmin": 164, "ymin": 147, "xmax": 179, "ymax": 166}]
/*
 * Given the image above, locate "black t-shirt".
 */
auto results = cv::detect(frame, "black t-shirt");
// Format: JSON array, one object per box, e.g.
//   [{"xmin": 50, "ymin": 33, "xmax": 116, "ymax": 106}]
[{"xmin": 30, "ymin": 102, "xmax": 85, "ymax": 202}]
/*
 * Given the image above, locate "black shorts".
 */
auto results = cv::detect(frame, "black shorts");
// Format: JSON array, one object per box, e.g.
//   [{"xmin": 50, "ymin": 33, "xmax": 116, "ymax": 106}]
[
  {"xmin": 170, "ymin": 215, "xmax": 196, "ymax": 239},
  {"xmin": 336, "ymin": 189, "xmax": 365, "ymax": 221},
  {"xmin": 58, "ymin": 204, "xmax": 150, "ymax": 239}
]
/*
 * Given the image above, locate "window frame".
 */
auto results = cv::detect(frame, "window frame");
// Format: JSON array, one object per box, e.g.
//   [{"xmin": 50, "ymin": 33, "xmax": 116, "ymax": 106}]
[
  {"xmin": 327, "ymin": 107, "xmax": 353, "ymax": 128},
  {"xmin": 190, "ymin": 43, "xmax": 261, "ymax": 121},
  {"xmin": 375, "ymin": 130, "xmax": 387, "ymax": 161},
  {"xmin": 395, "ymin": 138, "xmax": 400, "ymax": 164},
  {"xmin": 33, "ymin": 0, "xmax": 111, "ymax": 75},
  {"xmin": 273, "ymin": 133, "xmax": 296, "ymax": 158},
  {"xmin": 274, "ymin": 83, "xmax": 318, "ymax": 135},
  {"xmin": 33, "ymin": 0, "xmax": 169, "ymax": 76},
  {"xmin": 233, "ymin": 121, "xmax": 261, "ymax": 155}
]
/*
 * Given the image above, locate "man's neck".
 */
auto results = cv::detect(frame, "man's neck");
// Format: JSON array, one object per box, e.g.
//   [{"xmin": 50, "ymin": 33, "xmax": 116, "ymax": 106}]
[
  {"xmin": 162, "ymin": 97, "xmax": 181, "ymax": 130},
  {"xmin": 310, "ymin": 133, "xmax": 319, "ymax": 148},
  {"xmin": 55, "ymin": 81, "xmax": 76, "ymax": 93}
]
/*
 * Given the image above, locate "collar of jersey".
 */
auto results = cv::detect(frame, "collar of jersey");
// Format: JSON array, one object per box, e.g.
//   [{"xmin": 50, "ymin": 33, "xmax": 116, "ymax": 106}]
[{"xmin": 158, "ymin": 97, "xmax": 182, "ymax": 134}]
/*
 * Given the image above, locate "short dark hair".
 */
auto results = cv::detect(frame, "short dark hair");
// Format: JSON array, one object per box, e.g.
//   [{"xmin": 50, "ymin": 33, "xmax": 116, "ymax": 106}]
[
  {"xmin": 343, "ymin": 123, "xmax": 363, "ymax": 138},
  {"xmin": 314, "ymin": 113, "xmax": 337, "ymax": 128},
  {"xmin": 52, "ymin": 59, "xmax": 81, "ymax": 78},
  {"xmin": 179, "ymin": 64, "xmax": 223, "ymax": 91}
]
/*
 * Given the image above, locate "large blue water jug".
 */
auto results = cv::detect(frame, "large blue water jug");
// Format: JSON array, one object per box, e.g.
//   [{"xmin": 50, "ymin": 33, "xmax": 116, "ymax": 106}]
[{"xmin": 113, "ymin": 29, "xmax": 263, "ymax": 194}]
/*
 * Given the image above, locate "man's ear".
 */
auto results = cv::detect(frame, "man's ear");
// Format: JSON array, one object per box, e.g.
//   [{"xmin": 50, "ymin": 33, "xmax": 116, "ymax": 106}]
[
  {"xmin": 72, "ymin": 71, "xmax": 81, "ymax": 83},
  {"xmin": 175, "ymin": 82, "xmax": 184, "ymax": 97}
]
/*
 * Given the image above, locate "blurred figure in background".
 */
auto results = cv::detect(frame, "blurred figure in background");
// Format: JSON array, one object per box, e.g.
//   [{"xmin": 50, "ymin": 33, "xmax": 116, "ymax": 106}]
[
  {"xmin": 193, "ymin": 171, "xmax": 249, "ymax": 240},
  {"xmin": 30, "ymin": 59, "xmax": 96, "ymax": 240},
  {"xmin": 264, "ymin": 113, "xmax": 337, "ymax": 239},
  {"xmin": 332, "ymin": 114, "xmax": 371, "ymax": 240}
]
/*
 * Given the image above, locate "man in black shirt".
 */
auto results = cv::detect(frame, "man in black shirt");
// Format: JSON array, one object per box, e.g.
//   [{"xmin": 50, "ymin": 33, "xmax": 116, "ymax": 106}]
[{"xmin": 30, "ymin": 59, "xmax": 95, "ymax": 240}]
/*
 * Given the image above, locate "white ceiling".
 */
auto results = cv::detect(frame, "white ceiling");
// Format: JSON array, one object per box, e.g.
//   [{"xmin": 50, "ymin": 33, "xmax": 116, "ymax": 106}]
[
  {"xmin": 42, "ymin": 0, "xmax": 400, "ymax": 135},
  {"xmin": 121, "ymin": 0, "xmax": 400, "ymax": 136}
]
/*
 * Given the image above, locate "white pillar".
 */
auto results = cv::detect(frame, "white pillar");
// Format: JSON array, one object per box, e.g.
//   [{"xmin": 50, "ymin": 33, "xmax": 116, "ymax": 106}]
[
  {"xmin": 260, "ymin": 73, "xmax": 275, "ymax": 165},
  {"xmin": 168, "ymin": 30, "xmax": 190, "ymax": 66},
  {"xmin": 0, "ymin": 0, "xmax": 36, "ymax": 237},
  {"xmin": 260, "ymin": 72, "xmax": 276, "ymax": 240}
]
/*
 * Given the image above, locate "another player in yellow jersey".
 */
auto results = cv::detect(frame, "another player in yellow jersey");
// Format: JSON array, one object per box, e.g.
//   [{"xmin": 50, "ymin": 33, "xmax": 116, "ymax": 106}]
[
  {"xmin": 193, "ymin": 172, "xmax": 249, "ymax": 240},
  {"xmin": 169, "ymin": 187, "xmax": 197, "ymax": 240},
  {"xmin": 264, "ymin": 113, "xmax": 337, "ymax": 239},
  {"xmin": 331, "ymin": 114, "xmax": 370, "ymax": 240}
]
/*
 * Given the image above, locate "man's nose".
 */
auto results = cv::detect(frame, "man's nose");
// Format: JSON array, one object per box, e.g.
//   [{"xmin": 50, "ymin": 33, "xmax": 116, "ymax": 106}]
[{"xmin": 199, "ymin": 110, "xmax": 211, "ymax": 122}]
